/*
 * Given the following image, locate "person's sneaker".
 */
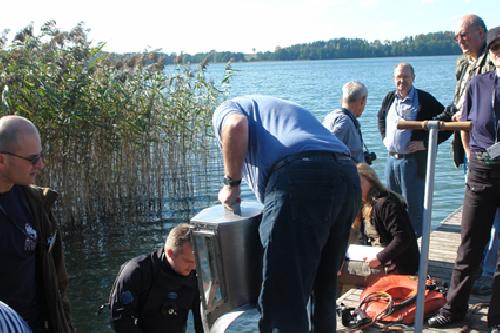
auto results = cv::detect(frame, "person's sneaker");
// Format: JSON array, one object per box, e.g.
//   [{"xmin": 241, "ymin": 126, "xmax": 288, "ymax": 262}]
[
  {"xmin": 428, "ymin": 314, "xmax": 456, "ymax": 328},
  {"xmin": 490, "ymin": 324, "xmax": 500, "ymax": 333},
  {"xmin": 471, "ymin": 275, "xmax": 493, "ymax": 295}
]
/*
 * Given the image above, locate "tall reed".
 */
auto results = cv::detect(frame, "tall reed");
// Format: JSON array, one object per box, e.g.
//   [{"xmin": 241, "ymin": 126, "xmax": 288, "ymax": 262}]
[{"xmin": 0, "ymin": 21, "xmax": 231, "ymax": 226}]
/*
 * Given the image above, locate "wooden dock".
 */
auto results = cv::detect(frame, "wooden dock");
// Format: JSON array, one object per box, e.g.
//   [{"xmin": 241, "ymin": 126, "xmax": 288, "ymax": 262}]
[{"xmin": 336, "ymin": 207, "xmax": 492, "ymax": 332}]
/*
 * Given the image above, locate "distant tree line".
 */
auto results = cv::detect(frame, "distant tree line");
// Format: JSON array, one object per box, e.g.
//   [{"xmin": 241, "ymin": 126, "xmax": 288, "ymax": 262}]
[
  {"xmin": 256, "ymin": 31, "xmax": 461, "ymax": 61},
  {"xmin": 115, "ymin": 31, "xmax": 460, "ymax": 64},
  {"xmin": 108, "ymin": 50, "xmax": 247, "ymax": 66}
]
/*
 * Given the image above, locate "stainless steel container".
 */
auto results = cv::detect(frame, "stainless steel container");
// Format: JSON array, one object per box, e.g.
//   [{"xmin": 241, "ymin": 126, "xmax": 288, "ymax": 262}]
[{"xmin": 190, "ymin": 202, "xmax": 263, "ymax": 331}]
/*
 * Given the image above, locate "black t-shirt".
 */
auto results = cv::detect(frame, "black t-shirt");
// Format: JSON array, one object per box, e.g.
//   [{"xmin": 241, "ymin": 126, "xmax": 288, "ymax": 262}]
[{"xmin": 0, "ymin": 185, "xmax": 40, "ymax": 326}]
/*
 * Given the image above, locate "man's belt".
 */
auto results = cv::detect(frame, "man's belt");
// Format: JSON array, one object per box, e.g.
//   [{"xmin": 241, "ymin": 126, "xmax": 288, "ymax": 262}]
[
  {"xmin": 389, "ymin": 151, "xmax": 415, "ymax": 159},
  {"xmin": 271, "ymin": 150, "xmax": 351, "ymax": 174}
]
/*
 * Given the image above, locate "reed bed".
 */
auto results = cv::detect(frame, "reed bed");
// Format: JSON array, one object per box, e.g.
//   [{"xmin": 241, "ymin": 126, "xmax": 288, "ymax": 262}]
[{"xmin": 0, "ymin": 22, "xmax": 231, "ymax": 226}]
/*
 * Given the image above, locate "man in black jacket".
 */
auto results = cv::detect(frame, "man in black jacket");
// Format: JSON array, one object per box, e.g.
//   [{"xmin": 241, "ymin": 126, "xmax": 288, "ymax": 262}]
[
  {"xmin": 435, "ymin": 14, "xmax": 497, "ymax": 297},
  {"xmin": 377, "ymin": 63, "xmax": 450, "ymax": 238},
  {"xmin": 110, "ymin": 223, "xmax": 203, "ymax": 333},
  {"xmin": 0, "ymin": 115, "xmax": 74, "ymax": 333}
]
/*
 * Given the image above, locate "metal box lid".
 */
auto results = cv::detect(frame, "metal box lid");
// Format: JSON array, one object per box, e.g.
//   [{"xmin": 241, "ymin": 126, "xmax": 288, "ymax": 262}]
[{"xmin": 191, "ymin": 202, "xmax": 263, "ymax": 224}]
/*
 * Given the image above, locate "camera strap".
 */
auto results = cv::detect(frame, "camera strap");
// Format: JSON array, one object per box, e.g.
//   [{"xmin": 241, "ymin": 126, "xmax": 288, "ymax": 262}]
[
  {"xmin": 339, "ymin": 108, "xmax": 364, "ymax": 144},
  {"xmin": 339, "ymin": 108, "xmax": 375, "ymax": 156}
]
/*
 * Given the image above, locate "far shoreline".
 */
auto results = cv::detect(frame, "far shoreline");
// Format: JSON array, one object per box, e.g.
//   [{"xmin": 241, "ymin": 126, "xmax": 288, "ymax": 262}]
[{"xmin": 159, "ymin": 54, "xmax": 460, "ymax": 66}]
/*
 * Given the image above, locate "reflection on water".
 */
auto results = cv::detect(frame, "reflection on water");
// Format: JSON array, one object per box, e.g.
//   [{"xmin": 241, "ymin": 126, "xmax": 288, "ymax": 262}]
[
  {"xmin": 64, "ymin": 218, "xmax": 173, "ymax": 332},
  {"xmin": 65, "ymin": 56, "xmax": 465, "ymax": 332}
]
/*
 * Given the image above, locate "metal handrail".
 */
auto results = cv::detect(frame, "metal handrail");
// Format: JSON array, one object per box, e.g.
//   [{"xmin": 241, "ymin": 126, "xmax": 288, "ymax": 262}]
[
  {"xmin": 395, "ymin": 120, "xmax": 471, "ymax": 332},
  {"xmin": 397, "ymin": 120, "xmax": 471, "ymax": 131}
]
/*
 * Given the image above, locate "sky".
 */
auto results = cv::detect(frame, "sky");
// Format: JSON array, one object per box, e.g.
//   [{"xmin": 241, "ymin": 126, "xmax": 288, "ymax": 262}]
[{"xmin": 0, "ymin": 0, "xmax": 498, "ymax": 55}]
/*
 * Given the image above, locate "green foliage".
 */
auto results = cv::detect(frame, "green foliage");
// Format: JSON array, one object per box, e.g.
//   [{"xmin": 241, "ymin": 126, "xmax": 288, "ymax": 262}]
[
  {"xmin": 0, "ymin": 21, "xmax": 231, "ymax": 226},
  {"xmin": 138, "ymin": 31, "xmax": 460, "ymax": 63},
  {"xmin": 266, "ymin": 32, "xmax": 461, "ymax": 61}
]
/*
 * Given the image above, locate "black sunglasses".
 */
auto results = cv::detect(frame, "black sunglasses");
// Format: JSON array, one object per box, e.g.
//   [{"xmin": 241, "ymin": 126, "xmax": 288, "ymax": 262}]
[{"xmin": 1, "ymin": 151, "xmax": 43, "ymax": 165}]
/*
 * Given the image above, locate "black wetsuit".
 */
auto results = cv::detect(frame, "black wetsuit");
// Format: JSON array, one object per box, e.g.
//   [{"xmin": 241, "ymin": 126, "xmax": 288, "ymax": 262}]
[{"xmin": 110, "ymin": 249, "xmax": 203, "ymax": 333}]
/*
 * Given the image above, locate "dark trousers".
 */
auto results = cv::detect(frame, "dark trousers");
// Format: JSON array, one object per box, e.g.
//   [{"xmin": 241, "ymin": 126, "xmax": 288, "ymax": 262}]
[
  {"xmin": 257, "ymin": 155, "xmax": 361, "ymax": 333},
  {"xmin": 441, "ymin": 159, "xmax": 500, "ymax": 326}
]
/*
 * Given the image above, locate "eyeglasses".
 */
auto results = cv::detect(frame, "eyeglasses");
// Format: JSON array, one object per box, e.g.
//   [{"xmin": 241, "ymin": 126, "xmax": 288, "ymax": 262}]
[
  {"xmin": 454, "ymin": 29, "xmax": 478, "ymax": 42},
  {"xmin": 0, "ymin": 151, "xmax": 43, "ymax": 165}
]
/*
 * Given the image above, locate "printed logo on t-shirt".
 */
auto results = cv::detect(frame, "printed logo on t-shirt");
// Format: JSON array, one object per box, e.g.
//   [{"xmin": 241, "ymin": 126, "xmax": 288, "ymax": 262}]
[{"xmin": 24, "ymin": 223, "xmax": 37, "ymax": 252}]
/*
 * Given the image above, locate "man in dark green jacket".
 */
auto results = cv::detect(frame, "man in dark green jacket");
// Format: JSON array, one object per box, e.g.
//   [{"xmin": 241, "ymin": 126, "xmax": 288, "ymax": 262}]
[
  {"xmin": 433, "ymin": 13, "xmax": 497, "ymax": 297},
  {"xmin": 0, "ymin": 115, "xmax": 74, "ymax": 333},
  {"xmin": 435, "ymin": 15, "xmax": 494, "ymax": 167}
]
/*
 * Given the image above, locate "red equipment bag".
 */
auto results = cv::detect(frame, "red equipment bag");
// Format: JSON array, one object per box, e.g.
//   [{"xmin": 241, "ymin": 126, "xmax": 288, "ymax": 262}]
[{"xmin": 359, "ymin": 275, "xmax": 446, "ymax": 325}]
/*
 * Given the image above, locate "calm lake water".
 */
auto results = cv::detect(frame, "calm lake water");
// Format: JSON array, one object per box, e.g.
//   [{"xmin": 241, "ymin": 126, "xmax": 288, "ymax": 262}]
[{"xmin": 64, "ymin": 55, "xmax": 464, "ymax": 332}]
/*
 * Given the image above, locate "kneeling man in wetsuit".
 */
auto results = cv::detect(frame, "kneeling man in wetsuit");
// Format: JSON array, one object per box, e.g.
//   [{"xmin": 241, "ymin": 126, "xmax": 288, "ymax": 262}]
[{"xmin": 110, "ymin": 223, "xmax": 203, "ymax": 333}]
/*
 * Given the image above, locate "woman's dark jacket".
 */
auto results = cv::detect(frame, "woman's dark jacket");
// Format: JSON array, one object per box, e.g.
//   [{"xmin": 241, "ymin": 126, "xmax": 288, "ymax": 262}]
[
  {"xmin": 23, "ymin": 185, "xmax": 75, "ymax": 333},
  {"xmin": 363, "ymin": 190, "xmax": 419, "ymax": 275}
]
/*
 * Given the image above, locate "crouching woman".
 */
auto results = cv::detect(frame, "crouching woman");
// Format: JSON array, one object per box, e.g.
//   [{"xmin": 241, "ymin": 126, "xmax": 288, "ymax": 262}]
[{"xmin": 356, "ymin": 163, "xmax": 419, "ymax": 275}]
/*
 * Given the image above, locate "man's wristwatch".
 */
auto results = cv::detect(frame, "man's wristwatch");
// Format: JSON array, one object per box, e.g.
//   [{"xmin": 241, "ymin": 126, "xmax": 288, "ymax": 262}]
[{"xmin": 223, "ymin": 176, "xmax": 241, "ymax": 187}]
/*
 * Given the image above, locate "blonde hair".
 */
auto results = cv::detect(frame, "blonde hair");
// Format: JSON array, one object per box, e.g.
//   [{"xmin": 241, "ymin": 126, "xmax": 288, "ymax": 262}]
[
  {"xmin": 165, "ymin": 223, "xmax": 192, "ymax": 255},
  {"xmin": 353, "ymin": 163, "xmax": 387, "ymax": 231}
]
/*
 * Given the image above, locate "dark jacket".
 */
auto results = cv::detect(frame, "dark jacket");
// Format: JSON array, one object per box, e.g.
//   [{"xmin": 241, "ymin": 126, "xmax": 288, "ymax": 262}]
[
  {"xmin": 377, "ymin": 89, "xmax": 451, "ymax": 177},
  {"xmin": 453, "ymin": 45, "xmax": 494, "ymax": 109},
  {"xmin": 435, "ymin": 45, "xmax": 494, "ymax": 167},
  {"xmin": 23, "ymin": 185, "xmax": 75, "ymax": 333},
  {"xmin": 362, "ymin": 190, "xmax": 419, "ymax": 275},
  {"xmin": 110, "ymin": 249, "xmax": 203, "ymax": 333},
  {"xmin": 461, "ymin": 70, "xmax": 500, "ymax": 151},
  {"xmin": 377, "ymin": 89, "xmax": 450, "ymax": 145}
]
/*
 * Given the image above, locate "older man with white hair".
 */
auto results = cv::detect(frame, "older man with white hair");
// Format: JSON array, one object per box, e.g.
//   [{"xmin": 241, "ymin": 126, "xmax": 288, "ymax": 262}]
[
  {"xmin": 377, "ymin": 63, "xmax": 449, "ymax": 238},
  {"xmin": 428, "ymin": 26, "xmax": 500, "ymax": 333},
  {"xmin": 323, "ymin": 81, "xmax": 371, "ymax": 164}
]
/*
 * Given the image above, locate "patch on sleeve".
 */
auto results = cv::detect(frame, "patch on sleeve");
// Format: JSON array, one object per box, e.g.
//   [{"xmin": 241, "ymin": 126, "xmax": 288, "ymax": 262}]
[
  {"xmin": 166, "ymin": 291, "xmax": 178, "ymax": 300},
  {"xmin": 119, "ymin": 290, "xmax": 134, "ymax": 305}
]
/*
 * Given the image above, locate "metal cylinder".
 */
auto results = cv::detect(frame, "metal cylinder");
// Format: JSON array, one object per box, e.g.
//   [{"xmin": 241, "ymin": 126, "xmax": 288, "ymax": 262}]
[{"xmin": 190, "ymin": 202, "xmax": 263, "ymax": 331}]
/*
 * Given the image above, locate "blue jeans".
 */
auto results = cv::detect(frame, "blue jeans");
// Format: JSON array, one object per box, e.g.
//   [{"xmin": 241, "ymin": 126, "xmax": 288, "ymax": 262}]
[
  {"xmin": 385, "ymin": 155, "xmax": 425, "ymax": 237},
  {"xmin": 258, "ymin": 155, "xmax": 361, "ymax": 333},
  {"xmin": 482, "ymin": 210, "xmax": 500, "ymax": 277}
]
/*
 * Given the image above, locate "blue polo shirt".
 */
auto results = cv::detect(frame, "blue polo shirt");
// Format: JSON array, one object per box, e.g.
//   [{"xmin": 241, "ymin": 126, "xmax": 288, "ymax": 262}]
[
  {"xmin": 461, "ymin": 71, "xmax": 500, "ymax": 151},
  {"xmin": 213, "ymin": 95, "xmax": 349, "ymax": 202}
]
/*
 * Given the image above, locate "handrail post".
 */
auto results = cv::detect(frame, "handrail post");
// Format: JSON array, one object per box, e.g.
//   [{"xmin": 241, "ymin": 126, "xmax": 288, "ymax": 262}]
[
  {"xmin": 396, "ymin": 120, "xmax": 470, "ymax": 332},
  {"xmin": 413, "ymin": 120, "xmax": 439, "ymax": 332}
]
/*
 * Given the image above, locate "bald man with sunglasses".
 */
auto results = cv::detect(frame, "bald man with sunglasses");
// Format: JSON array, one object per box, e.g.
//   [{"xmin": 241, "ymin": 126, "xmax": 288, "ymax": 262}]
[{"xmin": 0, "ymin": 116, "xmax": 74, "ymax": 333}]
